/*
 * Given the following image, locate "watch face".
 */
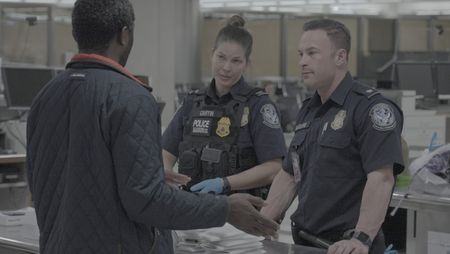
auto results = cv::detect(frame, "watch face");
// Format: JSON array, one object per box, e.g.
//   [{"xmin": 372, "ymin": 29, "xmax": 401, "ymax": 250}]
[{"xmin": 353, "ymin": 231, "xmax": 372, "ymax": 247}]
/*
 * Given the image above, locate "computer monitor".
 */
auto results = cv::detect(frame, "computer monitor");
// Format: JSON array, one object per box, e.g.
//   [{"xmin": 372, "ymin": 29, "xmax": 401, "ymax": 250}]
[
  {"xmin": 435, "ymin": 62, "xmax": 450, "ymax": 96},
  {"xmin": 396, "ymin": 62, "xmax": 435, "ymax": 98},
  {"xmin": 1, "ymin": 66, "xmax": 53, "ymax": 110}
]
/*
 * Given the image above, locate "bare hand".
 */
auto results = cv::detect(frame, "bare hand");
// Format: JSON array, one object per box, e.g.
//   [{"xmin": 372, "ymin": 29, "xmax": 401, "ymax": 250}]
[
  {"xmin": 327, "ymin": 239, "xmax": 369, "ymax": 254},
  {"xmin": 164, "ymin": 170, "xmax": 191, "ymax": 186},
  {"xmin": 226, "ymin": 193, "xmax": 279, "ymax": 239}
]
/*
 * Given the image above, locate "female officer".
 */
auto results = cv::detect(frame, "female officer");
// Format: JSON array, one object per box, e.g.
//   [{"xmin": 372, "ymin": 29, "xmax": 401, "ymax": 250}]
[{"xmin": 162, "ymin": 15, "xmax": 286, "ymax": 196}]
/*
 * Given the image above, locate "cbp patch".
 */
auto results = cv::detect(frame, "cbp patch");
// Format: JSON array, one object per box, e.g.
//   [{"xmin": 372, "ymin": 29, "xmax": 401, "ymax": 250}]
[
  {"xmin": 260, "ymin": 104, "xmax": 280, "ymax": 129},
  {"xmin": 369, "ymin": 103, "xmax": 396, "ymax": 131},
  {"xmin": 191, "ymin": 118, "xmax": 212, "ymax": 136}
]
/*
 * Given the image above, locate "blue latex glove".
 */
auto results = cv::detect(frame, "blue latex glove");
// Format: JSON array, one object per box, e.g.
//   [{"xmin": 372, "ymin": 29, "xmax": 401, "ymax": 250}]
[{"xmin": 190, "ymin": 178, "xmax": 224, "ymax": 194}]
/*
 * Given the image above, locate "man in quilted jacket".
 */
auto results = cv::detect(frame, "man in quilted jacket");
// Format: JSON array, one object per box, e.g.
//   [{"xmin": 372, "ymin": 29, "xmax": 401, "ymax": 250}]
[{"xmin": 26, "ymin": 0, "xmax": 279, "ymax": 253}]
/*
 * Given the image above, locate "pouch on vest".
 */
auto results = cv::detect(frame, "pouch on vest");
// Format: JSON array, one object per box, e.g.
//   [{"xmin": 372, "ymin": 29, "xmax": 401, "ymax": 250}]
[
  {"xmin": 178, "ymin": 141, "xmax": 202, "ymax": 187},
  {"xmin": 201, "ymin": 142, "xmax": 231, "ymax": 180}
]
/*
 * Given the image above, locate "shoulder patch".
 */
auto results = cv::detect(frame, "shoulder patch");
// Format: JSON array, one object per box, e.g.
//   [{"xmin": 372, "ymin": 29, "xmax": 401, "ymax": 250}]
[
  {"xmin": 369, "ymin": 103, "xmax": 397, "ymax": 131},
  {"xmin": 260, "ymin": 104, "xmax": 280, "ymax": 129}
]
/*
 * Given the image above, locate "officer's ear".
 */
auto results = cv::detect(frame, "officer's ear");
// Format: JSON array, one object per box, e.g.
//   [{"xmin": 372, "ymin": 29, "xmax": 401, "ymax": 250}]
[{"xmin": 334, "ymin": 49, "xmax": 347, "ymax": 67}]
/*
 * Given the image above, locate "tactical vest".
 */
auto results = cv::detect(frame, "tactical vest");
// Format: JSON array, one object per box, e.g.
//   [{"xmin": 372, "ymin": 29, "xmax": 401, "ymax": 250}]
[{"xmin": 178, "ymin": 86, "xmax": 269, "ymax": 197}]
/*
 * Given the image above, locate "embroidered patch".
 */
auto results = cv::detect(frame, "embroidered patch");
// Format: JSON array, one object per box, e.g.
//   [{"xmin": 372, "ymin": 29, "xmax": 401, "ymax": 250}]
[
  {"xmin": 260, "ymin": 104, "xmax": 280, "ymax": 128},
  {"xmin": 216, "ymin": 117, "xmax": 231, "ymax": 138},
  {"xmin": 331, "ymin": 110, "xmax": 346, "ymax": 130},
  {"xmin": 369, "ymin": 103, "xmax": 396, "ymax": 131},
  {"xmin": 191, "ymin": 118, "xmax": 212, "ymax": 136}
]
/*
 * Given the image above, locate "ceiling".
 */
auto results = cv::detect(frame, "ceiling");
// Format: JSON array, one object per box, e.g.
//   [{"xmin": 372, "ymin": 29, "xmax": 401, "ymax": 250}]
[
  {"xmin": 1, "ymin": 0, "xmax": 450, "ymax": 17},
  {"xmin": 200, "ymin": 0, "xmax": 450, "ymax": 17}
]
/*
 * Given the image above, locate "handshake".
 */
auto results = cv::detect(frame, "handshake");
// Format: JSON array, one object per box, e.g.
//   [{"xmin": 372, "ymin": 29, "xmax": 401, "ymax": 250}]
[{"xmin": 165, "ymin": 171, "xmax": 279, "ymax": 238}]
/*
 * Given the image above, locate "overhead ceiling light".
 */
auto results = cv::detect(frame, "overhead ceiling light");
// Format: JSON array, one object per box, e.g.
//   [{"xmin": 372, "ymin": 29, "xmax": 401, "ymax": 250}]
[
  {"xmin": 371, "ymin": 0, "xmax": 399, "ymax": 2},
  {"xmin": 252, "ymin": 1, "xmax": 277, "ymax": 6},
  {"xmin": 279, "ymin": 0, "xmax": 306, "ymax": 5},
  {"xmin": 201, "ymin": 0, "xmax": 228, "ymax": 2},
  {"xmin": 267, "ymin": 6, "xmax": 278, "ymax": 11},
  {"xmin": 307, "ymin": 0, "xmax": 335, "ymax": 4},
  {"xmin": 338, "ymin": 0, "xmax": 368, "ymax": 3},
  {"xmin": 201, "ymin": 2, "xmax": 224, "ymax": 8},
  {"xmin": 226, "ymin": 1, "xmax": 250, "ymax": 7},
  {"xmin": 250, "ymin": 6, "xmax": 265, "ymax": 11},
  {"xmin": 416, "ymin": 10, "xmax": 440, "ymax": 15},
  {"xmin": 355, "ymin": 9, "xmax": 380, "ymax": 15},
  {"xmin": 278, "ymin": 7, "xmax": 303, "ymax": 12}
]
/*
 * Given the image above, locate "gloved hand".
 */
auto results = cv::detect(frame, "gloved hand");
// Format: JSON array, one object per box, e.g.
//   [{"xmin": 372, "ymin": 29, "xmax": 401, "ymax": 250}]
[{"xmin": 190, "ymin": 178, "xmax": 224, "ymax": 194}]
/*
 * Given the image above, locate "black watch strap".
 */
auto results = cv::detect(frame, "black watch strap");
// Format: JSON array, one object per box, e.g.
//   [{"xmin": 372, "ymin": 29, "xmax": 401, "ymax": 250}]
[
  {"xmin": 351, "ymin": 230, "xmax": 372, "ymax": 248},
  {"xmin": 222, "ymin": 177, "xmax": 231, "ymax": 194}
]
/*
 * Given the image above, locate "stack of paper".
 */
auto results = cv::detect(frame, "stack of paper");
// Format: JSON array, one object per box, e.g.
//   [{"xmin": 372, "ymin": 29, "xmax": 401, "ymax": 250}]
[{"xmin": 175, "ymin": 223, "xmax": 266, "ymax": 254}]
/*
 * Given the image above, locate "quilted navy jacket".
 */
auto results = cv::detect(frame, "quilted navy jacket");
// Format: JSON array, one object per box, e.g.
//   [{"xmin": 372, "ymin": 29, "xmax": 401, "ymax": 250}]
[{"xmin": 26, "ymin": 56, "xmax": 228, "ymax": 254}]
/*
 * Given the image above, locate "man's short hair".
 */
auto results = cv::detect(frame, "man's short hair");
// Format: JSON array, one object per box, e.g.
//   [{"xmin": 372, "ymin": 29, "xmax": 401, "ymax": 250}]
[
  {"xmin": 72, "ymin": 0, "xmax": 135, "ymax": 52},
  {"xmin": 303, "ymin": 19, "xmax": 351, "ymax": 56}
]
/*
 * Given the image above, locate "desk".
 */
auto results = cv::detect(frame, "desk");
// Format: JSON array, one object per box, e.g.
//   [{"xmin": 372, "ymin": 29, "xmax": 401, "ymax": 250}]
[
  {"xmin": 390, "ymin": 190, "xmax": 450, "ymax": 254},
  {"xmin": 0, "ymin": 221, "xmax": 326, "ymax": 254}
]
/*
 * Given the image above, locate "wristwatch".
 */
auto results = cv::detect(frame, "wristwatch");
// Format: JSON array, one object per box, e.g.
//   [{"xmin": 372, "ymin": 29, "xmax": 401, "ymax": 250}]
[
  {"xmin": 350, "ymin": 230, "xmax": 372, "ymax": 248},
  {"xmin": 222, "ymin": 177, "xmax": 231, "ymax": 194}
]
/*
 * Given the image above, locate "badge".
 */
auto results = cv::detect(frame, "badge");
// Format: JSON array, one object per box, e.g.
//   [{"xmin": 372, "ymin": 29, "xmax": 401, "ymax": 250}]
[
  {"xmin": 370, "ymin": 103, "xmax": 396, "ymax": 131},
  {"xmin": 191, "ymin": 118, "xmax": 212, "ymax": 136},
  {"xmin": 260, "ymin": 104, "xmax": 280, "ymax": 129},
  {"xmin": 331, "ymin": 110, "xmax": 346, "ymax": 130},
  {"xmin": 216, "ymin": 117, "xmax": 231, "ymax": 138},
  {"xmin": 291, "ymin": 152, "xmax": 301, "ymax": 183},
  {"xmin": 241, "ymin": 106, "xmax": 249, "ymax": 127}
]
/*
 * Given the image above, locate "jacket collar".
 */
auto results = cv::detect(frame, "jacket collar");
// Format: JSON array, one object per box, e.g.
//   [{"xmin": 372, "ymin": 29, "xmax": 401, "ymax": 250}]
[{"xmin": 67, "ymin": 53, "xmax": 152, "ymax": 92}]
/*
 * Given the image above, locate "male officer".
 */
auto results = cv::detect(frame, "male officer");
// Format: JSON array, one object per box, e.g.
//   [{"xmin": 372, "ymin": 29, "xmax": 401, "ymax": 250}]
[
  {"xmin": 26, "ymin": 1, "xmax": 278, "ymax": 253},
  {"xmin": 261, "ymin": 19, "xmax": 404, "ymax": 254}
]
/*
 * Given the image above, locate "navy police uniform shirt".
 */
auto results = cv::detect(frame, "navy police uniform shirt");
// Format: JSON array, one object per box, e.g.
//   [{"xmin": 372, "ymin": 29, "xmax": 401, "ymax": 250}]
[
  {"xmin": 283, "ymin": 72, "xmax": 404, "ymax": 239},
  {"xmin": 163, "ymin": 78, "xmax": 286, "ymax": 165}
]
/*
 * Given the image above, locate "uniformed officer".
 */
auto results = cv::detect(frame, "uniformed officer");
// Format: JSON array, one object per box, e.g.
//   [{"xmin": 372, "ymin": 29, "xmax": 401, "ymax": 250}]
[
  {"xmin": 261, "ymin": 19, "xmax": 404, "ymax": 254},
  {"xmin": 162, "ymin": 15, "xmax": 286, "ymax": 197}
]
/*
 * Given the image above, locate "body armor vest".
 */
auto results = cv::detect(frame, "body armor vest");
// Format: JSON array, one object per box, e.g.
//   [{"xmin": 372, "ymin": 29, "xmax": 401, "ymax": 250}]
[{"xmin": 178, "ymin": 85, "xmax": 269, "ymax": 198}]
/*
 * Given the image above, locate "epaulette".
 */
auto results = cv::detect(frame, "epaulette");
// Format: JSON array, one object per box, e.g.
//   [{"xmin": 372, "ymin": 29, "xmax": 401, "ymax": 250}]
[
  {"xmin": 188, "ymin": 89, "xmax": 206, "ymax": 96},
  {"xmin": 352, "ymin": 83, "xmax": 380, "ymax": 99},
  {"xmin": 254, "ymin": 90, "xmax": 268, "ymax": 97}
]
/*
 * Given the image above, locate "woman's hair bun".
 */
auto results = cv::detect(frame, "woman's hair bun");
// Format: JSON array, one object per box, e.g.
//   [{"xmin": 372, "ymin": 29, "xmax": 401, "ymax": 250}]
[{"xmin": 226, "ymin": 15, "xmax": 245, "ymax": 28}]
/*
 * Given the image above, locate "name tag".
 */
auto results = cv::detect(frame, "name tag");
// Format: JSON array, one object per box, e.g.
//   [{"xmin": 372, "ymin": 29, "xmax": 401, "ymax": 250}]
[
  {"xmin": 199, "ymin": 110, "xmax": 215, "ymax": 117},
  {"xmin": 191, "ymin": 118, "xmax": 212, "ymax": 136}
]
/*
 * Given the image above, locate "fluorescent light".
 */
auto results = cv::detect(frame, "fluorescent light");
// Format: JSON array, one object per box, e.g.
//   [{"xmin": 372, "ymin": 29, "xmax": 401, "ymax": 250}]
[
  {"xmin": 416, "ymin": 10, "xmax": 440, "ymax": 15},
  {"xmin": 267, "ymin": 6, "xmax": 278, "ymax": 11},
  {"xmin": 250, "ymin": 6, "xmax": 265, "ymax": 11},
  {"xmin": 226, "ymin": 2, "xmax": 250, "ymax": 7},
  {"xmin": 200, "ymin": 0, "xmax": 228, "ymax": 3},
  {"xmin": 201, "ymin": 2, "xmax": 224, "ymax": 8},
  {"xmin": 252, "ymin": 1, "xmax": 277, "ymax": 6},
  {"xmin": 278, "ymin": 7, "xmax": 303, "ymax": 12},
  {"xmin": 371, "ymin": 0, "xmax": 399, "ymax": 2},
  {"xmin": 307, "ymin": 0, "xmax": 335, "ymax": 4},
  {"xmin": 279, "ymin": 0, "xmax": 306, "ymax": 5},
  {"xmin": 338, "ymin": 0, "xmax": 368, "ymax": 3}
]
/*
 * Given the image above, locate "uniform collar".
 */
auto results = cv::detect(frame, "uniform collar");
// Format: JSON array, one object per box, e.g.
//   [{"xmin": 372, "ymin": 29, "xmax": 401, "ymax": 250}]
[
  {"xmin": 67, "ymin": 53, "xmax": 152, "ymax": 92},
  {"xmin": 207, "ymin": 77, "xmax": 248, "ymax": 103},
  {"xmin": 308, "ymin": 72, "xmax": 353, "ymax": 108}
]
